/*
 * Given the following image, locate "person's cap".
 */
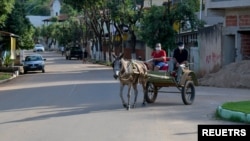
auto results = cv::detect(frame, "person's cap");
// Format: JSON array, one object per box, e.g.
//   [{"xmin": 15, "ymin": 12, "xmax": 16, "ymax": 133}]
[{"xmin": 177, "ymin": 42, "xmax": 184, "ymax": 46}]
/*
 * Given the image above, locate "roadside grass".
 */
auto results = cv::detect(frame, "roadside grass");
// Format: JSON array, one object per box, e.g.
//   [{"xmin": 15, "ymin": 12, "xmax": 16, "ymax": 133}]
[
  {"xmin": 216, "ymin": 101, "xmax": 250, "ymax": 123},
  {"xmin": 221, "ymin": 101, "xmax": 250, "ymax": 114},
  {"xmin": 0, "ymin": 73, "xmax": 12, "ymax": 80},
  {"xmin": 93, "ymin": 60, "xmax": 112, "ymax": 66}
]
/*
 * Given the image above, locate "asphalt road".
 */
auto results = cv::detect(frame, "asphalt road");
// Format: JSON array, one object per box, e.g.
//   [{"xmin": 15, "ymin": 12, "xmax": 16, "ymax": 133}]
[{"xmin": 0, "ymin": 51, "xmax": 249, "ymax": 141}]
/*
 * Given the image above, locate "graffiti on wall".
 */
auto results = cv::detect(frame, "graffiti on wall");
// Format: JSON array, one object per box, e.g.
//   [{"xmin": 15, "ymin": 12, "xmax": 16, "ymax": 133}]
[{"xmin": 206, "ymin": 52, "xmax": 221, "ymax": 64}]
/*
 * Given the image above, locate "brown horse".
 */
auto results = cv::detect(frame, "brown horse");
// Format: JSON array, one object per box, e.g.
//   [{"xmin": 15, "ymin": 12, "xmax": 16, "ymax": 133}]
[{"xmin": 112, "ymin": 53, "xmax": 148, "ymax": 110}]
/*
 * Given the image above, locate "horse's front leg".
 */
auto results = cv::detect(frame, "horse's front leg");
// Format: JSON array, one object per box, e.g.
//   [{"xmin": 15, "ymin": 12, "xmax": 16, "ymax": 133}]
[
  {"xmin": 120, "ymin": 83, "xmax": 126, "ymax": 108},
  {"xmin": 132, "ymin": 83, "xmax": 138, "ymax": 108}
]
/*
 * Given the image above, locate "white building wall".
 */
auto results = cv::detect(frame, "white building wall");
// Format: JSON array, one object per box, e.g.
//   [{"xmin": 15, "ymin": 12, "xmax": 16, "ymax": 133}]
[
  {"xmin": 198, "ymin": 24, "xmax": 222, "ymax": 76},
  {"xmin": 51, "ymin": 0, "xmax": 61, "ymax": 16}
]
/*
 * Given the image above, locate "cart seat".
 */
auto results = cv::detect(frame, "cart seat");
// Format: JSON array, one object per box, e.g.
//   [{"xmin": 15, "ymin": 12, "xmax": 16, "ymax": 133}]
[
  {"xmin": 160, "ymin": 63, "xmax": 168, "ymax": 71},
  {"xmin": 144, "ymin": 62, "xmax": 169, "ymax": 71}
]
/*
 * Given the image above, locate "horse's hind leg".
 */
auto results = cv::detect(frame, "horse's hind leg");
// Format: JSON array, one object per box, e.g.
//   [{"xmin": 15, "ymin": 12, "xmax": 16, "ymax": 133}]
[
  {"xmin": 120, "ymin": 84, "xmax": 127, "ymax": 108},
  {"xmin": 132, "ymin": 83, "xmax": 138, "ymax": 108},
  {"xmin": 142, "ymin": 81, "xmax": 147, "ymax": 106}
]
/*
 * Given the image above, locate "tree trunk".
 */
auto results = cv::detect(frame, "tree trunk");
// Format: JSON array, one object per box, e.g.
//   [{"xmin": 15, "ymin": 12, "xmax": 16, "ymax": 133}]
[{"xmin": 130, "ymin": 31, "xmax": 136, "ymax": 59}]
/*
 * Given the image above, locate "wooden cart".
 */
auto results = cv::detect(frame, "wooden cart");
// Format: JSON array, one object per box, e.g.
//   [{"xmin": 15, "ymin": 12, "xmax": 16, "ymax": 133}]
[{"xmin": 145, "ymin": 65, "xmax": 198, "ymax": 105}]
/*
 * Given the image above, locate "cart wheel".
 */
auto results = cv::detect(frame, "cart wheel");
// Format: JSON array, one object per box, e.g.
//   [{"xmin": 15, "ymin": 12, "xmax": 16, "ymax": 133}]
[
  {"xmin": 181, "ymin": 81, "xmax": 195, "ymax": 105},
  {"xmin": 145, "ymin": 82, "xmax": 158, "ymax": 103}
]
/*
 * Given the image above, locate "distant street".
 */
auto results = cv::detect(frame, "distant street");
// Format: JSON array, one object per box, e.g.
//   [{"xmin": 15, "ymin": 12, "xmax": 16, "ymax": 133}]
[{"xmin": 0, "ymin": 50, "xmax": 249, "ymax": 141}]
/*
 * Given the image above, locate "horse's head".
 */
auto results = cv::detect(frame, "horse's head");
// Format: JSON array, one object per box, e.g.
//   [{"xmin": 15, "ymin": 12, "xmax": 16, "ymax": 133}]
[{"xmin": 112, "ymin": 53, "xmax": 124, "ymax": 79}]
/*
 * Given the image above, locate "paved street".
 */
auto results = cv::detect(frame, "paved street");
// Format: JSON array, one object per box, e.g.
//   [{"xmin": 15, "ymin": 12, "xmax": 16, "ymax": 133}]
[{"xmin": 0, "ymin": 51, "xmax": 249, "ymax": 141}]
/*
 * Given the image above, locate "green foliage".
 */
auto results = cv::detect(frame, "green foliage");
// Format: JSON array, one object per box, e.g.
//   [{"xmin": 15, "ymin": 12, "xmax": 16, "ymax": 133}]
[
  {"xmin": 40, "ymin": 25, "xmax": 49, "ymax": 38},
  {"xmin": 3, "ymin": 53, "xmax": 13, "ymax": 67},
  {"xmin": 39, "ymin": 16, "xmax": 86, "ymax": 47},
  {"xmin": 139, "ymin": 6, "xmax": 176, "ymax": 50},
  {"xmin": 139, "ymin": 2, "xmax": 203, "ymax": 51},
  {"xmin": 24, "ymin": 0, "xmax": 50, "ymax": 15},
  {"xmin": 30, "ymin": 5, "xmax": 50, "ymax": 16},
  {"xmin": 51, "ymin": 16, "xmax": 59, "ymax": 22},
  {"xmin": 106, "ymin": 0, "xmax": 145, "ymax": 53},
  {"xmin": 63, "ymin": 0, "xmax": 102, "ymax": 11},
  {"xmin": 60, "ymin": 3, "xmax": 78, "ymax": 16},
  {"xmin": 2, "ymin": 1, "xmax": 35, "ymax": 50},
  {"xmin": 18, "ymin": 28, "xmax": 35, "ymax": 49},
  {"xmin": 34, "ymin": 27, "xmax": 41, "ymax": 43},
  {"xmin": 63, "ymin": 0, "xmax": 203, "ymax": 54},
  {"xmin": 172, "ymin": 2, "xmax": 202, "ymax": 29},
  {"xmin": 183, "ymin": 0, "xmax": 201, "ymax": 12},
  {"xmin": 0, "ymin": 73, "xmax": 12, "ymax": 80},
  {"xmin": 0, "ymin": 0, "xmax": 15, "ymax": 27}
]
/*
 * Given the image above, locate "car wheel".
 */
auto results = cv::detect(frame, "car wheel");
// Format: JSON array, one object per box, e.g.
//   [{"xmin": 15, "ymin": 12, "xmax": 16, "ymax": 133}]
[
  {"xmin": 42, "ymin": 69, "xmax": 45, "ymax": 73},
  {"xmin": 24, "ymin": 70, "xmax": 27, "ymax": 74}
]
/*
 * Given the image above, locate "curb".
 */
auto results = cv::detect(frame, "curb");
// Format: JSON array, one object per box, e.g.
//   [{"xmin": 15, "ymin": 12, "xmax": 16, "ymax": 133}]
[
  {"xmin": 0, "ymin": 72, "xmax": 19, "ymax": 84},
  {"xmin": 217, "ymin": 106, "xmax": 250, "ymax": 123}
]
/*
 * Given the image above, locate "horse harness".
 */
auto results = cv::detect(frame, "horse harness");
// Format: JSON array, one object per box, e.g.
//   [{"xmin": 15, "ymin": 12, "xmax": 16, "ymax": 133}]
[{"xmin": 119, "ymin": 59, "xmax": 147, "ymax": 82}]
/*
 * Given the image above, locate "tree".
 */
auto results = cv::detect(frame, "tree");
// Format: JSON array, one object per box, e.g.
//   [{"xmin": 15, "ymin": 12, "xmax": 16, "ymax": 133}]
[
  {"xmin": 107, "ymin": 0, "xmax": 145, "ymax": 59},
  {"xmin": 139, "ymin": 1, "xmax": 203, "ymax": 51},
  {"xmin": 121, "ymin": 0, "xmax": 145, "ymax": 58},
  {"xmin": 56, "ymin": 17, "xmax": 85, "ymax": 47},
  {"xmin": 0, "ymin": 0, "xmax": 15, "ymax": 27},
  {"xmin": 24, "ymin": 0, "xmax": 50, "ymax": 16},
  {"xmin": 139, "ymin": 6, "xmax": 174, "ymax": 50},
  {"xmin": 2, "ymin": 1, "xmax": 35, "ymax": 49},
  {"xmin": 63, "ymin": 0, "xmax": 109, "ymax": 60},
  {"xmin": 39, "ymin": 16, "xmax": 85, "ymax": 49},
  {"xmin": 60, "ymin": 3, "xmax": 78, "ymax": 16}
]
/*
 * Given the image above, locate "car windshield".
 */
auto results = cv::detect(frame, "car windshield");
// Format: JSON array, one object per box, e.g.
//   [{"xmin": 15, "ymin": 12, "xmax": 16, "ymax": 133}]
[
  {"xmin": 35, "ymin": 44, "xmax": 43, "ymax": 47},
  {"xmin": 72, "ymin": 47, "xmax": 81, "ymax": 51},
  {"xmin": 25, "ymin": 56, "xmax": 42, "ymax": 61}
]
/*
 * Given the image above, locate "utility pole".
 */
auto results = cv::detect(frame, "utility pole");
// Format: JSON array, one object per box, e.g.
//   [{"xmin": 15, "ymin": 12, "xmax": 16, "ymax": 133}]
[{"xmin": 200, "ymin": 0, "xmax": 203, "ymax": 20}]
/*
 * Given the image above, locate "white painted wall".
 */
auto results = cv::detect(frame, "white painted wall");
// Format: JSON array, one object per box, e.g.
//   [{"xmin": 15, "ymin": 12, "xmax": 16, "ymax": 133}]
[{"xmin": 51, "ymin": 0, "xmax": 61, "ymax": 16}]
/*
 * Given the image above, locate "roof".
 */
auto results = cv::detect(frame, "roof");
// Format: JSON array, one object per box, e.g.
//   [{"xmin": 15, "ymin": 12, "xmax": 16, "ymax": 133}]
[
  {"xmin": 42, "ymin": 14, "xmax": 68, "ymax": 22},
  {"xmin": 0, "ymin": 31, "xmax": 19, "ymax": 38}
]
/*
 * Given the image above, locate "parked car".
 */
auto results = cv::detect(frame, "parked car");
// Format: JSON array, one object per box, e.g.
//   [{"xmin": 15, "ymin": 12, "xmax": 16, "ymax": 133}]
[
  {"xmin": 65, "ymin": 47, "xmax": 83, "ymax": 60},
  {"xmin": 33, "ymin": 44, "xmax": 45, "ymax": 52},
  {"xmin": 22, "ymin": 54, "xmax": 46, "ymax": 74}
]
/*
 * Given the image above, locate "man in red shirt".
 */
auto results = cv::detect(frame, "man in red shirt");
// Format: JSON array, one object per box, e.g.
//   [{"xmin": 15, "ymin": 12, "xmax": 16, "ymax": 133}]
[{"xmin": 148, "ymin": 43, "xmax": 168, "ymax": 71}]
